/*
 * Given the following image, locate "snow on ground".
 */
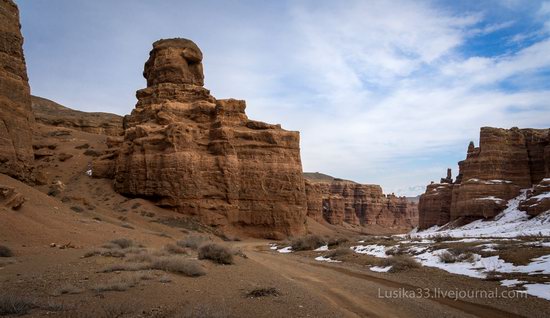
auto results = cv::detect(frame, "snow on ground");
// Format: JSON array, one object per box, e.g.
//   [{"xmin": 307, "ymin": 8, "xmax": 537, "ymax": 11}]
[
  {"xmin": 277, "ymin": 246, "xmax": 292, "ymax": 253},
  {"xmin": 315, "ymin": 256, "xmax": 341, "ymax": 263},
  {"xmin": 414, "ymin": 249, "xmax": 486, "ymax": 279},
  {"xmin": 414, "ymin": 191, "xmax": 550, "ymax": 238},
  {"xmin": 523, "ymin": 284, "xmax": 550, "ymax": 301},
  {"xmin": 314, "ymin": 245, "xmax": 329, "ymax": 252},
  {"xmin": 500, "ymin": 279, "xmax": 526, "ymax": 287},
  {"xmin": 350, "ymin": 245, "xmax": 390, "ymax": 258},
  {"xmin": 269, "ymin": 243, "xmax": 278, "ymax": 250},
  {"xmin": 370, "ymin": 266, "xmax": 392, "ymax": 272}
]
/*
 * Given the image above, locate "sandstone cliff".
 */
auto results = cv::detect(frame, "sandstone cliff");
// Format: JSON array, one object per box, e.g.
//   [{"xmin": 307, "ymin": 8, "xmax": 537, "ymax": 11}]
[
  {"xmin": 101, "ymin": 38, "xmax": 306, "ymax": 238},
  {"xmin": 31, "ymin": 95, "xmax": 123, "ymax": 136},
  {"xmin": 0, "ymin": 0, "xmax": 34, "ymax": 182},
  {"xmin": 419, "ymin": 127, "xmax": 550, "ymax": 229},
  {"xmin": 304, "ymin": 175, "xmax": 418, "ymax": 229}
]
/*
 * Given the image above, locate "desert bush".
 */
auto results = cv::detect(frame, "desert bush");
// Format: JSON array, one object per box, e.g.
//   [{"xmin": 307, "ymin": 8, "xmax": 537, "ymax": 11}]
[
  {"xmin": 0, "ymin": 293, "xmax": 37, "ymax": 316},
  {"xmin": 198, "ymin": 243, "xmax": 234, "ymax": 265},
  {"xmin": 109, "ymin": 238, "xmax": 134, "ymax": 249},
  {"xmin": 0, "ymin": 245, "xmax": 13, "ymax": 258},
  {"xmin": 326, "ymin": 247, "xmax": 352, "ymax": 258},
  {"xmin": 381, "ymin": 255, "xmax": 421, "ymax": 273},
  {"xmin": 164, "ymin": 244, "xmax": 188, "ymax": 255},
  {"xmin": 177, "ymin": 235, "xmax": 210, "ymax": 250},
  {"xmin": 385, "ymin": 246, "xmax": 408, "ymax": 256},
  {"xmin": 159, "ymin": 275, "xmax": 172, "ymax": 283},
  {"xmin": 327, "ymin": 236, "xmax": 349, "ymax": 247},
  {"xmin": 432, "ymin": 234, "xmax": 453, "ymax": 242},
  {"xmin": 84, "ymin": 248, "xmax": 126, "ymax": 258},
  {"xmin": 291, "ymin": 235, "xmax": 326, "ymax": 251},
  {"xmin": 151, "ymin": 256, "xmax": 206, "ymax": 276},
  {"xmin": 246, "ymin": 287, "xmax": 280, "ymax": 298},
  {"xmin": 438, "ymin": 251, "xmax": 457, "ymax": 263}
]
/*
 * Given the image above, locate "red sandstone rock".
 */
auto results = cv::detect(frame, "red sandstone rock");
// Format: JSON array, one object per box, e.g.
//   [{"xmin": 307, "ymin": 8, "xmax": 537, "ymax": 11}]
[
  {"xmin": 112, "ymin": 38, "xmax": 306, "ymax": 238},
  {"xmin": 419, "ymin": 127, "xmax": 550, "ymax": 229},
  {"xmin": 304, "ymin": 178, "xmax": 418, "ymax": 229},
  {"xmin": 0, "ymin": 0, "xmax": 35, "ymax": 182},
  {"xmin": 519, "ymin": 178, "xmax": 550, "ymax": 217}
]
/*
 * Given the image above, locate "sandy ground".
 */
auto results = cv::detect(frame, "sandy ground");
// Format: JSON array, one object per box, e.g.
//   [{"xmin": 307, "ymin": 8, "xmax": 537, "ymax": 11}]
[{"xmin": 1, "ymin": 124, "xmax": 549, "ymax": 317}]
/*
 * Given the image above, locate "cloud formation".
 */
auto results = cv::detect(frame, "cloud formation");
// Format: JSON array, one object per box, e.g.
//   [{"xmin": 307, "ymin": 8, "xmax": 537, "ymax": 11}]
[{"xmin": 18, "ymin": 0, "xmax": 550, "ymax": 196}]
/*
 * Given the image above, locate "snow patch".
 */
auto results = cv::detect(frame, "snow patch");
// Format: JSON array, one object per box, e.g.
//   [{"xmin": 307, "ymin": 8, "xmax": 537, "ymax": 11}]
[
  {"xmin": 350, "ymin": 245, "xmax": 389, "ymax": 258},
  {"xmin": 523, "ymin": 283, "xmax": 550, "ymax": 301},
  {"xmin": 314, "ymin": 245, "xmax": 329, "ymax": 252},
  {"xmin": 315, "ymin": 256, "xmax": 341, "ymax": 263},
  {"xmin": 277, "ymin": 246, "xmax": 292, "ymax": 253},
  {"xmin": 370, "ymin": 266, "xmax": 392, "ymax": 272}
]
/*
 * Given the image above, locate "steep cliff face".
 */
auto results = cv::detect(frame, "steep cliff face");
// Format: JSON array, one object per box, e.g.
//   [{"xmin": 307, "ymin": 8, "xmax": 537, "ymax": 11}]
[
  {"xmin": 419, "ymin": 127, "xmax": 550, "ymax": 229},
  {"xmin": 304, "ymin": 178, "xmax": 418, "ymax": 230},
  {"xmin": 31, "ymin": 96, "xmax": 123, "ymax": 136},
  {"xmin": 111, "ymin": 38, "xmax": 306, "ymax": 239},
  {"xmin": 0, "ymin": 0, "xmax": 34, "ymax": 182}
]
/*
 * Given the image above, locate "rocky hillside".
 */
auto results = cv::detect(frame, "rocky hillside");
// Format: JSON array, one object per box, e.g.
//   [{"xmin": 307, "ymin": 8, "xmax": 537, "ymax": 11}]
[
  {"xmin": 0, "ymin": 0, "xmax": 34, "ymax": 182},
  {"xmin": 419, "ymin": 127, "xmax": 550, "ymax": 229},
  {"xmin": 304, "ymin": 174, "xmax": 418, "ymax": 230},
  {"xmin": 31, "ymin": 95, "xmax": 123, "ymax": 136},
  {"xmin": 93, "ymin": 38, "xmax": 307, "ymax": 239}
]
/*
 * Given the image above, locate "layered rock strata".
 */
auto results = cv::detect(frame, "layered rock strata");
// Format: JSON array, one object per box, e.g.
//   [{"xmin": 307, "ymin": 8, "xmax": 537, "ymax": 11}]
[
  {"xmin": 419, "ymin": 127, "xmax": 550, "ymax": 229},
  {"xmin": 0, "ymin": 0, "xmax": 34, "ymax": 182},
  {"xmin": 109, "ymin": 38, "xmax": 306, "ymax": 238},
  {"xmin": 305, "ymin": 178, "xmax": 418, "ymax": 229}
]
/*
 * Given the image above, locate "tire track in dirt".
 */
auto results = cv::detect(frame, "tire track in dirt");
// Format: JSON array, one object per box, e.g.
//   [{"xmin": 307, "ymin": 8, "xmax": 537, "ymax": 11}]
[{"xmin": 245, "ymin": 244, "xmax": 526, "ymax": 318}]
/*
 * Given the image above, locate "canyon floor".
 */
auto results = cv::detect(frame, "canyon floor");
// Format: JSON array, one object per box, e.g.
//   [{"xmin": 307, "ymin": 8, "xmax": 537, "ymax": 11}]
[{"xmin": 1, "ymin": 124, "xmax": 550, "ymax": 318}]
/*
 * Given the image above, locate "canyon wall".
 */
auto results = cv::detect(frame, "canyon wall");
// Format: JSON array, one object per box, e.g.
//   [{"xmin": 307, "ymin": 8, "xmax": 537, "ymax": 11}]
[
  {"xmin": 419, "ymin": 127, "xmax": 550, "ymax": 229},
  {"xmin": 0, "ymin": 0, "xmax": 34, "ymax": 182},
  {"xmin": 107, "ymin": 38, "xmax": 306, "ymax": 239},
  {"xmin": 32, "ymin": 96, "xmax": 123, "ymax": 136},
  {"xmin": 305, "ymin": 177, "xmax": 418, "ymax": 230}
]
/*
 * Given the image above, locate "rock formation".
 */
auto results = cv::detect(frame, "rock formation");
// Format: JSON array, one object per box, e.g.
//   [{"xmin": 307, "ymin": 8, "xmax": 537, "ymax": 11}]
[
  {"xmin": 106, "ymin": 38, "xmax": 306, "ymax": 238},
  {"xmin": 304, "ymin": 176, "xmax": 418, "ymax": 229},
  {"xmin": 31, "ymin": 96, "xmax": 123, "ymax": 136},
  {"xmin": 0, "ymin": 0, "xmax": 35, "ymax": 182},
  {"xmin": 418, "ymin": 127, "xmax": 550, "ymax": 229}
]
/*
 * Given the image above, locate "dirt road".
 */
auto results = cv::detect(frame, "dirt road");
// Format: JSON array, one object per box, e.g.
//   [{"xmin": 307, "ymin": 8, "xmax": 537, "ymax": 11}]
[{"xmin": 242, "ymin": 243, "xmax": 527, "ymax": 318}]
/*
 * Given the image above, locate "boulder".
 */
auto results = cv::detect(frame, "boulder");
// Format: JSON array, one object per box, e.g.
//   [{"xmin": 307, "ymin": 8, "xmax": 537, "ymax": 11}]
[
  {"xmin": 112, "ymin": 38, "xmax": 307, "ymax": 238},
  {"xmin": 0, "ymin": 0, "xmax": 35, "ymax": 182},
  {"xmin": 0, "ymin": 184, "xmax": 25, "ymax": 210}
]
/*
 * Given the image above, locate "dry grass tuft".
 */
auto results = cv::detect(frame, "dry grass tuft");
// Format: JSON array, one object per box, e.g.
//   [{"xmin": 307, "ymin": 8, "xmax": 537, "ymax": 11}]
[
  {"xmin": 291, "ymin": 235, "xmax": 326, "ymax": 251},
  {"xmin": 381, "ymin": 255, "xmax": 421, "ymax": 273},
  {"xmin": 177, "ymin": 235, "xmax": 210, "ymax": 250},
  {"xmin": 109, "ymin": 238, "xmax": 134, "ymax": 249},
  {"xmin": 0, "ymin": 293, "xmax": 37, "ymax": 316},
  {"xmin": 164, "ymin": 244, "xmax": 188, "ymax": 255},
  {"xmin": 326, "ymin": 247, "xmax": 352, "ymax": 258},
  {"xmin": 151, "ymin": 256, "xmax": 206, "ymax": 276},
  {"xmin": 198, "ymin": 243, "xmax": 234, "ymax": 265}
]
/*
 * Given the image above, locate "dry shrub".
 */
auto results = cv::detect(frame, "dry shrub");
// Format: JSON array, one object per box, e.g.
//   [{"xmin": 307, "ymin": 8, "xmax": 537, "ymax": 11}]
[
  {"xmin": 432, "ymin": 234, "xmax": 453, "ymax": 242},
  {"xmin": 325, "ymin": 247, "xmax": 352, "ymax": 258},
  {"xmin": 109, "ymin": 238, "xmax": 134, "ymax": 249},
  {"xmin": 151, "ymin": 256, "xmax": 206, "ymax": 276},
  {"xmin": 246, "ymin": 287, "xmax": 280, "ymax": 298},
  {"xmin": 55, "ymin": 284, "xmax": 83, "ymax": 296},
  {"xmin": 177, "ymin": 235, "xmax": 210, "ymax": 250},
  {"xmin": 291, "ymin": 235, "xmax": 325, "ymax": 251},
  {"xmin": 327, "ymin": 237, "xmax": 349, "ymax": 247},
  {"xmin": 438, "ymin": 251, "xmax": 457, "ymax": 263},
  {"xmin": 0, "ymin": 245, "xmax": 13, "ymax": 258},
  {"xmin": 381, "ymin": 255, "xmax": 421, "ymax": 273},
  {"xmin": 198, "ymin": 243, "xmax": 234, "ymax": 265},
  {"xmin": 0, "ymin": 293, "xmax": 37, "ymax": 316},
  {"xmin": 164, "ymin": 244, "xmax": 188, "ymax": 255},
  {"xmin": 385, "ymin": 246, "xmax": 408, "ymax": 256},
  {"xmin": 92, "ymin": 276, "xmax": 139, "ymax": 292},
  {"xmin": 100, "ymin": 262, "xmax": 150, "ymax": 273}
]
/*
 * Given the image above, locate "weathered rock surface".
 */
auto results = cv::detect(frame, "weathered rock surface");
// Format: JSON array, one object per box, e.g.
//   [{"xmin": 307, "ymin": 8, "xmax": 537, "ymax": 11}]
[
  {"xmin": 519, "ymin": 178, "xmax": 550, "ymax": 217},
  {"xmin": 31, "ymin": 95, "xmax": 123, "ymax": 136},
  {"xmin": 419, "ymin": 127, "xmax": 550, "ymax": 229},
  {"xmin": 0, "ymin": 184, "xmax": 25, "ymax": 210},
  {"xmin": 110, "ymin": 38, "xmax": 306, "ymax": 238},
  {"xmin": 0, "ymin": 0, "xmax": 34, "ymax": 182},
  {"xmin": 304, "ymin": 176, "xmax": 418, "ymax": 229}
]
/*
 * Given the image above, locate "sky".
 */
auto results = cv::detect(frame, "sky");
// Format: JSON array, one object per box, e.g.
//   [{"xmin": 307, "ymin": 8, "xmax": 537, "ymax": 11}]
[{"xmin": 17, "ymin": 0, "xmax": 550, "ymax": 196}]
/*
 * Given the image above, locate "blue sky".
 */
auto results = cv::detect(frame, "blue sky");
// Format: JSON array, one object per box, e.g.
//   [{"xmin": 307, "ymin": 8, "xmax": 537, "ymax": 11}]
[{"xmin": 17, "ymin": 0, "xmax": 550, "ymax": 196}]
